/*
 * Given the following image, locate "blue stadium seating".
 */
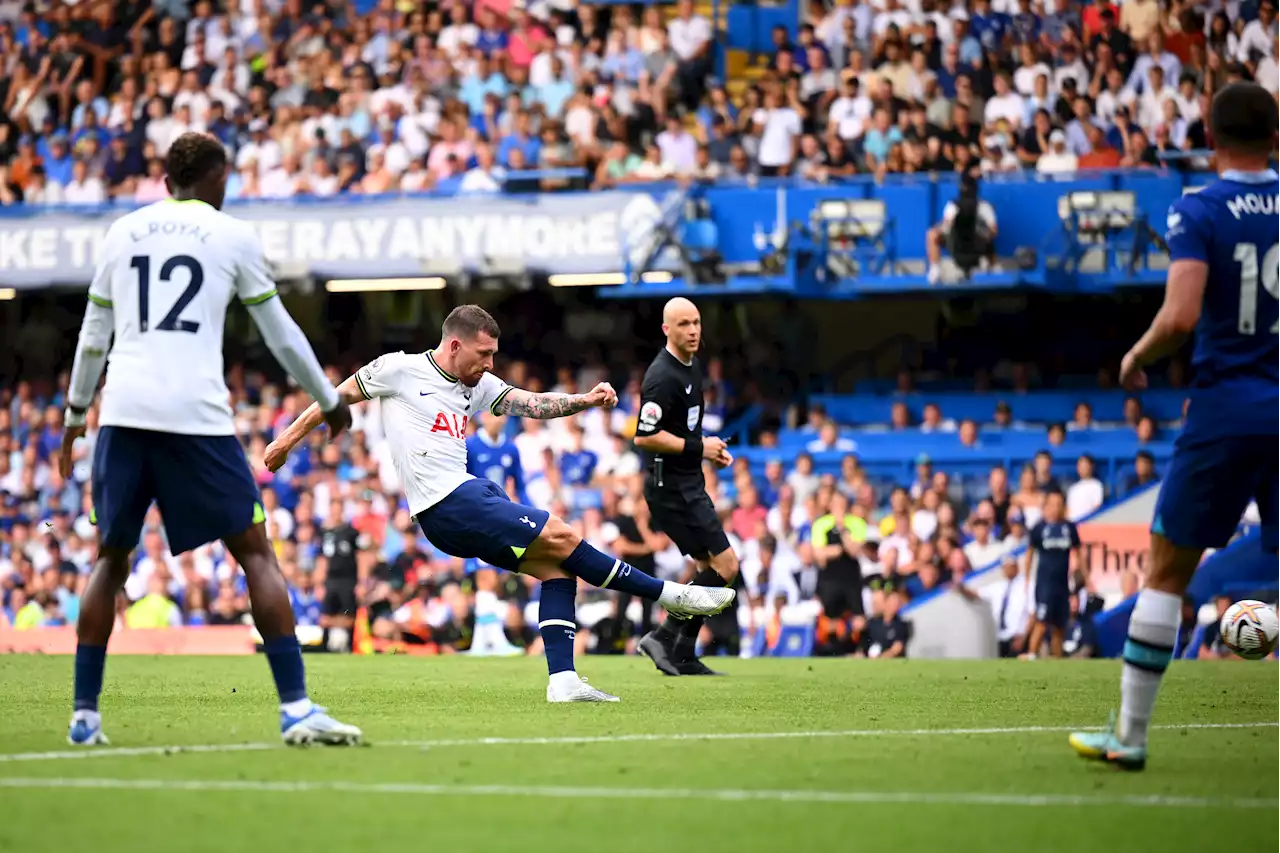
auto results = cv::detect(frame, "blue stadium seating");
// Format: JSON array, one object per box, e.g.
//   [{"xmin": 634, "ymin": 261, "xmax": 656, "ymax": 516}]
[
  {"xmin": 807, "ymin": 389, "xmax": 1187, "ymax": 427},
  {"xmin": 769, "ymin": 624, "xmax": 816, "ymax": 657}
]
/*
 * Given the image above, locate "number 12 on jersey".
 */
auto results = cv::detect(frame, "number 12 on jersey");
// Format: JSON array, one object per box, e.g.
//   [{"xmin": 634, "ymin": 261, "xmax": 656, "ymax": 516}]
[
  {"xmin": 1235, "ymin": 242, "xmax": 1280, "ymax": 335},
  {"xmin": 130, "ymin": 254, "xmax": 205, "ymax": 334}
]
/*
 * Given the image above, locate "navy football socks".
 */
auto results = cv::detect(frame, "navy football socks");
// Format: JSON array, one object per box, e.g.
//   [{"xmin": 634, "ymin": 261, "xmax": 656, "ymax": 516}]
[
  {"xmin": 561, "ymin": 540, "xmax": 664, "ymax": 599},
  {"xmin": 73, "ymin": 644, "xmax": 107, "ymax": 712},
  {"xmin": 263, "ymin": 635, "xmax": 309, "ymax": 705},
  {"xmin": 538, "ymin": 578, "xmax": 578, "ymax": 675}
]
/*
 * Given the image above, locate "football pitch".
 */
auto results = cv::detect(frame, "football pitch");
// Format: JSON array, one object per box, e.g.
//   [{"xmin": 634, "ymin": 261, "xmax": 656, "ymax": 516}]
[{"xmin": 0, "ymin": 656, "xmax": 1275, "ymax": 852}]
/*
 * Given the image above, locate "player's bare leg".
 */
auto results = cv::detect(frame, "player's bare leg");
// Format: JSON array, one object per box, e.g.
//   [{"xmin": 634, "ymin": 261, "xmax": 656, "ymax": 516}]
[
  {"xmin": 1070, "ymin": 533, "xmax": 1200, "ymax": 770},
  {"xmin": 1048, "ymin": 626, "xmax": 1065, "ymax": 658},
  {"xmin": 224, "ymin": 522, "xmax": 362, "ymax": 745},
  {"xmin": 1025, "ymin": 618, "xmax": 1046, "ymax": 659},
  {"xmin": 643, "ymin": 546, "xmax": 740, "ymax": 676},
  {"xmin": 68, "ymin": 546, "xmax": 133, "ymax": 744}
]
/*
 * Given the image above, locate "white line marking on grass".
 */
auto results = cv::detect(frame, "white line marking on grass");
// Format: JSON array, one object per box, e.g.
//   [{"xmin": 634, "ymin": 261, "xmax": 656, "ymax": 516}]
[
  {"xmin": 0, "ymin": 721, "xmax": 1273, "ymax": 765},
  {"xmin": 0, "ymin": 776, "xmax": 1272, "ymax": 810}
]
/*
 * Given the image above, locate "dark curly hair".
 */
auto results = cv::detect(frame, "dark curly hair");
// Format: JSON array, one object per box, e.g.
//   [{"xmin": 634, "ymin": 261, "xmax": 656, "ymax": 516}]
[{"xmin": 164, "ymin": 132, "xmax": 227, "ymax": 189}]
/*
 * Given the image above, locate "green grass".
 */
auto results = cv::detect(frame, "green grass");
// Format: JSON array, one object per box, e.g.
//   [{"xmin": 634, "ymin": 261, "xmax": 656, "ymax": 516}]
[{"xmin": 0, "ymin": 656, "xmax": 1275, "ymax": 852}]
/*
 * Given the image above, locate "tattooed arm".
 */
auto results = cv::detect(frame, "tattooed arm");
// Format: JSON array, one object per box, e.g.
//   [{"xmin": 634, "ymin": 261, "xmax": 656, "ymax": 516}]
[{"xmin": 493, "ymin": 382, "xmax": 618, "ymax": 419}]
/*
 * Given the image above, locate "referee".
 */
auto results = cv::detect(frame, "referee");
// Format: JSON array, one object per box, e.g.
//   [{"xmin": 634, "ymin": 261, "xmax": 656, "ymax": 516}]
[{"xmin": 634, "ymin": 298, "xmax": 740, "ymax": 676}]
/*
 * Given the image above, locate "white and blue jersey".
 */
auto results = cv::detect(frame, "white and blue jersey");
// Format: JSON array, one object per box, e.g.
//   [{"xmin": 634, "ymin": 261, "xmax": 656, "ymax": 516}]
[{"xmin": 1155, "ymin": 169, "xmax": 1279, "ymax": 551}]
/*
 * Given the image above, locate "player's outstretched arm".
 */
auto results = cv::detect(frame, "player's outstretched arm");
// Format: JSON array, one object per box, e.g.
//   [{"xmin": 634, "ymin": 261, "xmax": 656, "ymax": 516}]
[
  {"xmin": 263, "ymin": 375, "xmax": 367, "ymax": 472},
  {"xmin": 493, "ymin": 383, "xmax": 618, "ymax": 419},
  {"xmin": 245, "ymin": 297, "xmax": 343, "ymax": 414}
]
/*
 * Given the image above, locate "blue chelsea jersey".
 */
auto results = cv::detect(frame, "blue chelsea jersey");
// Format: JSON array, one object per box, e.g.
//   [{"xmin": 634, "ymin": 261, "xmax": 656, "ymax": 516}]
[
  {"xmin": 1165, "ymin": 170, "xmax": 1279, "ymax": 437},
  {"xmin": 466, "ymin": 431, "xmax": 527, "ymax": 504}
]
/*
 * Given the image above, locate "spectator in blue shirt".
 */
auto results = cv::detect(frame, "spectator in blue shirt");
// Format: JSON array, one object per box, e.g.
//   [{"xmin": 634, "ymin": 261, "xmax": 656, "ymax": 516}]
[
  {"xmin": 559, "ymin": 428, "xmax": 598, "ymax": 488},
  {"xmin": 70, "ymin": 80, "xmax": 109, "ymax": 130},
  {"xmin": 460, "ymin": 54, "xmax": 509, "ymax": 116},
  {"xmin": 496, "ymin": 111, "xmax": 541, "ymax": 168},
  {"xmin": 862, "ymin": 108, "xmax": 903, "ymax": 168},
  {"xmin": 530, "ymin": 57, "xmax": 575, "ymax": 118},
  {"xmin": 466, "ymin": 414, "xmax": 528, "ymax": 504},
  {"xmin": 42, "ymin": 135, "xmax": 73, "ymax": 186},
  {"xmin": 475, "ymin": 7, "xmax": 510, "ymax": 55}
]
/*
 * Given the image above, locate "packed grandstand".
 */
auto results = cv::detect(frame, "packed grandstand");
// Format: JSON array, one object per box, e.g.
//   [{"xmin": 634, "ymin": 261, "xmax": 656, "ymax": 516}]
[
  {"xmin": 1, "ymin": 0, "xmax": 1275, "ymax": 204},
  {"xmin": 0, "ymin": 0, "xmax": 1276, "ymax": 660}
]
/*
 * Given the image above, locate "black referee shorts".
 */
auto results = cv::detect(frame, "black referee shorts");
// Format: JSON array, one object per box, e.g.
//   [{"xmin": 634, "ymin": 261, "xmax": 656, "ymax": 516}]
[
  {"xmin": 323, "ymin": 583, "xmax": 358, "ymax": 618},
  {"xmin": 645, "ymin": 484, "xmax": 731, "ymax": 562}
]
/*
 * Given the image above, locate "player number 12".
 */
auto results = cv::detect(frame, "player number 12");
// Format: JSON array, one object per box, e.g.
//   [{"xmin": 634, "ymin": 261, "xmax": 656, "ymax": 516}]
[{"xmin": 129, "ymin": 254, "xmax": 204, "ymax": 334}]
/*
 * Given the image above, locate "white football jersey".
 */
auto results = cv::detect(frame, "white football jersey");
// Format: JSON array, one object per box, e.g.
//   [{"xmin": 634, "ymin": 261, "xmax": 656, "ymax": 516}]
[
  {"xmin": 89, "ymin": 199, "xmax": 279, "ymax": 435},
  {"xmin": 356, "ymin": 350, "xmax": 511, "ymax": 515}
]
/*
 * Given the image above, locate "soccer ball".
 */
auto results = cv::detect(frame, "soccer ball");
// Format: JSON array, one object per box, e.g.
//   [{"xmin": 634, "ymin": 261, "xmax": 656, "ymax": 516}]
[{"xmin": 1218, "ymin": 600, "xmax": 1280, "ymax": 660}]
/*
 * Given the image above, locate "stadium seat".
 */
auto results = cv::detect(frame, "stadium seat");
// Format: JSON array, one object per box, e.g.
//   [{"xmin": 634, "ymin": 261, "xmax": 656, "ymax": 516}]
[{"xmin": 769, "ymin": 625, "xmax": 815, "ymax": 657}]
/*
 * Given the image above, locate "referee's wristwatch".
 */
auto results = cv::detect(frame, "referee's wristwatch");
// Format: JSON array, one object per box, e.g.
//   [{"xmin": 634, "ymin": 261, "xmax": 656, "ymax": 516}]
[{"xmin": 65, "ymin": 404, "xmax": 88, "ymax": 429}]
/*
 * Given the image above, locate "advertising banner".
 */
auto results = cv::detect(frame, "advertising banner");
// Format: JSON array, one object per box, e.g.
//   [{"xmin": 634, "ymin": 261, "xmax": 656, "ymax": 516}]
[
  {"xmin": 0, "ymin": 626, "xmax": 256, "ymax": 655},
  {"xmin": 0, "ymin": 191, "xmax": 671, "ymax": 287}
]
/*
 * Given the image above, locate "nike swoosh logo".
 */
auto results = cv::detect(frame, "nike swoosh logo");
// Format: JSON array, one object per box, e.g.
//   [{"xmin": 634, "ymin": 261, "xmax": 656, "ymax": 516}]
[
  {"xmin": 685, "ymin": 385, "xmax": 693, "ymax": 394},
  {"xmin": 420, "ymin": 391, "xmax": 434, "ymax": 397}
]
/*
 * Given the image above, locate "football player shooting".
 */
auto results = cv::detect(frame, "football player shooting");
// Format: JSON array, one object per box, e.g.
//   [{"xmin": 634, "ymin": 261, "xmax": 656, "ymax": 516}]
[
  {"xmin": 264, "ymin": 305, "xmax": 734, "ymax": 702},
  {"xmin": 1069, "ymin": 83, "xmax": 1279, "ymax": 770},
  {"xmin": 633, "ymin": 297, "xmax": 740, "ymax": 677},
  {"xmin": 60, "ymin": 132, "xmax": 361, "ymax": 747}
]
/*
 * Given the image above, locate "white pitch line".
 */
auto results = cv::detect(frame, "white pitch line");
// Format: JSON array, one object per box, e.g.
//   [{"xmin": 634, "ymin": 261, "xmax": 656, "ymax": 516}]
[
  {"xmin": 0, "ymin": 721, "xmax": 1274, "ymax": 765},
  {"xmin": 0, "ymin": 776, "xmax": 1272, "ymax": 810}
]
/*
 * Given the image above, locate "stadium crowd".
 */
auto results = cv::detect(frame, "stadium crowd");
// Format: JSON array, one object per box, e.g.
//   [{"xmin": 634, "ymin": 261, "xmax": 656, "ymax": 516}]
[
  {"xmin": 0, "ymin": 0, "xmax": 1276, "ymax": 205},
  {"xmin": 1, "ymin": 352, "xmax": 1168, "ymax": 659}
]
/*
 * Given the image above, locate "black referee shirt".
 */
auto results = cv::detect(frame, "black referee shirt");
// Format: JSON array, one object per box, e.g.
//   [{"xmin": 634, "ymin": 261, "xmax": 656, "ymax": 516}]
[{"xmin": 636, "ymin": 348, "xmax": 704, "ymax": 484}]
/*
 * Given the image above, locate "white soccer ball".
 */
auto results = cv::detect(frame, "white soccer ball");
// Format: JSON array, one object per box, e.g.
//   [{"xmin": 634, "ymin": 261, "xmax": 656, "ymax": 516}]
[{"xmin": 1218, "ymin": 600, "xmax": 1280, "ymax": 661}]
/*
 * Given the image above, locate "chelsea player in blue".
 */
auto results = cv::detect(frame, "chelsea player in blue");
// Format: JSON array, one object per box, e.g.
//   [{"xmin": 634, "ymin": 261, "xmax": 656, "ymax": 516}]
[{"xmin": 1071, "ymin": 83, "xmax": 1279, "ymax": 771}]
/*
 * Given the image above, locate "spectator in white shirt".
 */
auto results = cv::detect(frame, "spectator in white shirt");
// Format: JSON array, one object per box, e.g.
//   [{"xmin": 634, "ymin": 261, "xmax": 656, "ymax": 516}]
[
  {"xmin": 828, "ymin": 73, "xmax": 873, "ymax": 141},
  {"xmin": 1237, "ymin": 1, "xmax": 1277, "ymax": 63},
  {"xmin": 238, "ymin": 119, "xmax": 282, "ymax": 176},
  {"xmin": 437, "ymin": 3, "xmax": 479, "ymax": 58},
  {"xmin": 754, "ymin": 89, "xmax": 803, "ymax": 175},
  {"xmin": 304, "ymin": 157, "xmax": 340, "ymax": 197},
  {"xmin": 62, "ymin": 160, "xmax": 106, "ymax": 204},
  {"xmin": 459, "ymin": 144, "xmax": 506, "ymax": 194},
  {"xmin": 1012, "ymin": 44, "xmax": 1052, "ymax": 96},
  {"xmin": 786, "ymin": 452, "xmax": 821, "ymax": 503},
  {"xmin": 1125, "ymin": 64, "xmax": 1178, "ymax": 129},
  {"xmin": 983, "ymin": 72, "xmax": 1026, "ymax": 130},
  {"xmin": 1037, "ymin": 129, "xmax": 1078, "ymax": 174},
  {"xmin": 655, "ymin": 114, "xmax": 698, "ymax": 174},
  {"xmin": 667, "ymin": 0, "xmax": 713, "ymax": 109},
  {"xmin": 805, "ymin": 421, "xmax": 857, "ymax": 454},
  {"xmin": 1053, "ymin": 42, "xmax": 1090, "ymax": 92},
  {"xmin": 1125, "ymin": 31, "xmax": 1181, "ymax": 96},
  {"xmin": 367, "ymin": 121, "xmax": 412, "ymax": 176},
  {"xmin": 963, "ymin": 517, "xmax": 1007, "ymax": 571},
  {"xmin": 667, "ymin": 0, "xmax": 711, "ymax": 61},
  {"xmin": 1066, "ymin": 455, "xmax": 1105, "ymax": 521},
  {"xmin": 398, "ymin": 158, "xmax": 431, "ymax": 193},
  {"xmin": 976, "ymin": 557, "xmax": 1030, "ymax": 657},
  {"xmin": 24, "ymin": 166, "xmax": 62, "ymax": 205},
  {"xmin": 259, "ymin": 154, "xmax": 300, "ymax": 198}
]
